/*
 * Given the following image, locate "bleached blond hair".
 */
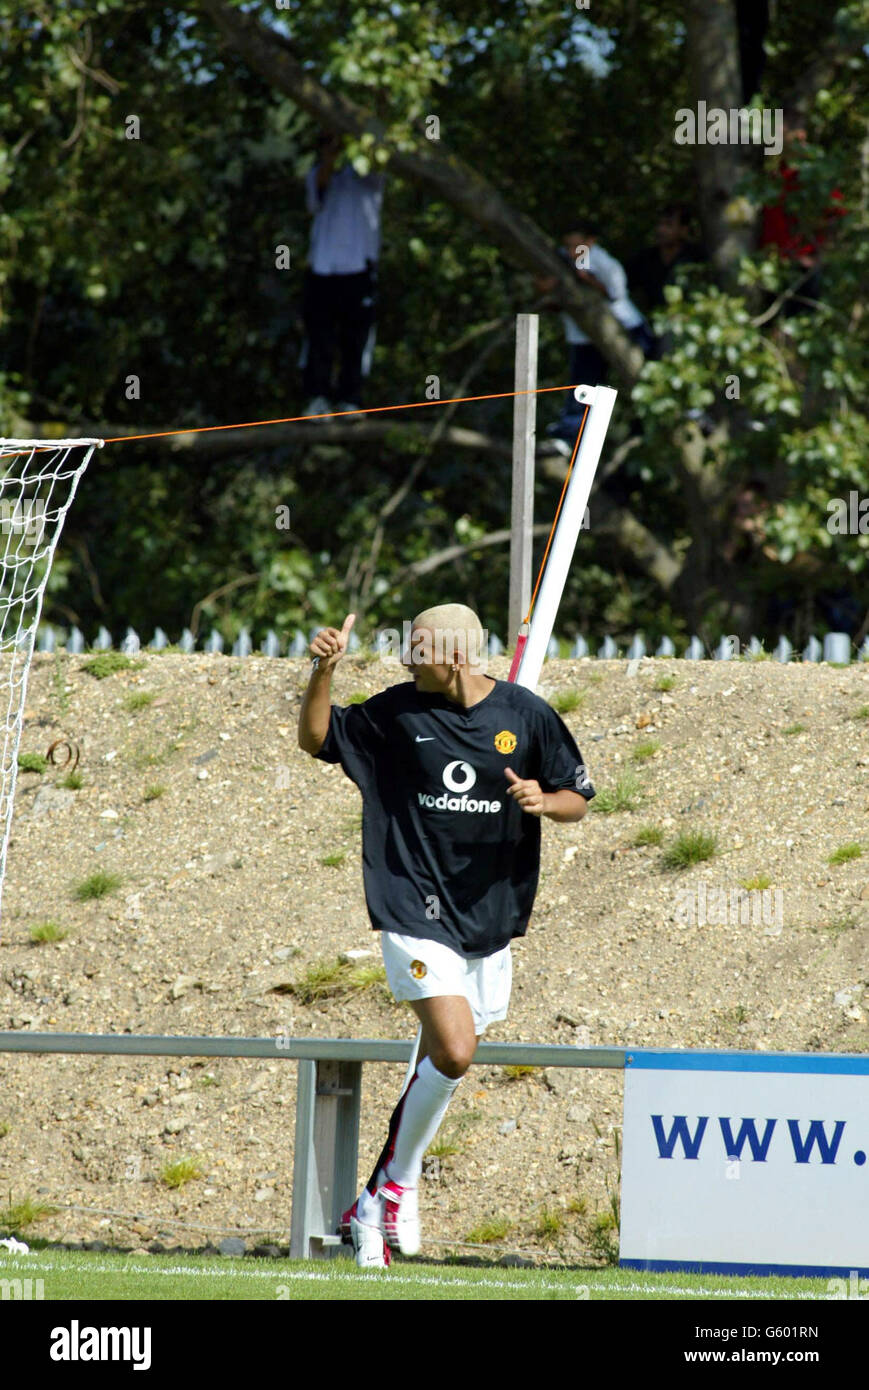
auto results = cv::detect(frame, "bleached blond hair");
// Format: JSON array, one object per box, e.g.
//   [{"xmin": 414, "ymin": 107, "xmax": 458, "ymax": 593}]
[{"xmin": 410, "ymin": 603, "xmax": 487, "ymax": 669}]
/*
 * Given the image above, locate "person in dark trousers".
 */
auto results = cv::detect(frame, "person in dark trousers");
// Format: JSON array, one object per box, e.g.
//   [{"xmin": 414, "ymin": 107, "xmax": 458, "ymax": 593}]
[
  {"xmin": 300, "ymin": 133, "xmax": 385, "ymax": 418},
  {"xmin": 298, "ymin": 603, "xmax": 595, "ymax": 1267},
  {"xmin": 626, "ymin": 204, "xmax": 706, "ymax": 333}
]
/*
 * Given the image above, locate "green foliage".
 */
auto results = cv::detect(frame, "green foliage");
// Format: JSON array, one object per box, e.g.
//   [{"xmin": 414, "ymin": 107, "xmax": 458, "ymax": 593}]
[
  {"xmin": 662, "ymin": 831, "xmax": 718, "ymax": 870},
  {"xmin": 29, "ymin": 920, "xmax": 67, "ymax": 943},
  {"xmin": 3, "ymin": 0, "xmax": 866, "ymax": 647},
  {"xmin": 827, "ymin": 843, "xmax": 862, "ymax": 865},
  {"xmin": 123, "ymin": 690, "xmax": 156, "ymax": 712},
  {"xmin": 550, "ymin": 689, "xmax": 586, "ymax": 714},
  {"xmin": 283, "ymin": 957, "xmax": 388, "ymax": 1004},
  {"xmin": 143, "ymin": 783, "xmax": 166, "ymax": 801},
  {"xmin": 159, "ymin": 1157, "xmax": 202, "ymax": 1190},
  {"xmin": 466, "ymin": 1215, "xmax": 513, "ymax": 1244},
  {"xmin": 17, "ymin": 752, "xmax": 46, "ymax": 774},
  {"xmin": 73, "ymin": 869, "xmax": 123, "ymax": 900},
  {"xmin": 632, "ymin": 824, "xmax": 664, "ymax": 847},
  {"xmin": 631, "ymin": 740, "xmax": 661, "ymax": 762},
  {"xmin": 82, "ymin": 653, "xmax": 144, "ymax": 680},
  {"xmin": 741, "ymin": 874, "xmax": 772, "ymax": 891},
  {"xmin": 59, "ymin": 770, "xmax": 83, "ymax": 790},
  {"xmin": 590, "ymin": 770, "xmax": 643, "ymax": 813},
  {"xmin": 0, "ymin": 1196, "xmax": 56, "ymax": 1233}
]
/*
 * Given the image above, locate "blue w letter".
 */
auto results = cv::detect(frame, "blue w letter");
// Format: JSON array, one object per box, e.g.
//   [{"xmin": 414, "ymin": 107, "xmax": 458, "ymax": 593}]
[{"xmin": 651, "ymin": 1115, "xmax": 708, "ymax": 1159}]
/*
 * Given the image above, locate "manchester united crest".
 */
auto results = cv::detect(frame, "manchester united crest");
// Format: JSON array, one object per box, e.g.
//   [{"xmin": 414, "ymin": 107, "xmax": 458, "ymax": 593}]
[
  {"xmin": 494, "ymin": 729, "xmax": 517, "ymax": 754},
  {"xmin": 410, "ymin": 960, "xmax": 427, "ymax": 980}
]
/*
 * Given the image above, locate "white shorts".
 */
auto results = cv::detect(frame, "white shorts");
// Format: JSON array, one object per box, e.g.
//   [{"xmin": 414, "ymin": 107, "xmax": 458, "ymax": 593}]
[{"xmin": 380, "ymin": 931, "xmax": 512, "ymax": 1036}]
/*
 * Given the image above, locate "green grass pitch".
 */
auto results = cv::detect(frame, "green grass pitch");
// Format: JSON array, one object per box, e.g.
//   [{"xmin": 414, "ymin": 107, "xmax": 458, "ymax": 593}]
[{"xmin": 0, "ymin": 1248, "xmax": 836, "ymax": 1301}]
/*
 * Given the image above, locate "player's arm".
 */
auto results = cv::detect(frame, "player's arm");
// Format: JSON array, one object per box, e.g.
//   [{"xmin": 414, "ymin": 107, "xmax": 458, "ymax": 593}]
[
  {"xmin": 542, "ymin": 787, "xmax": 588, "ymax": 822},
  {"xmin": 297, "ymin": 613, "xmax": 355, "ymax": 756},
  {"xmin": 504, "ymin": 768, "xmax": 587, "ymax": 822}
]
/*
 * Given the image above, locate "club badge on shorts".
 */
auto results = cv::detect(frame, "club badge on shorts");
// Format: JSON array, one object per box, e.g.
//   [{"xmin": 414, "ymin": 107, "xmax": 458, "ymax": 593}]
[
  {"xmin": 410, "ymin": 960, "xmax": 427, "ymax": 979},
  {"xmin": 494, "ymin": 730, "xmax": 517, "ymax": 754}
]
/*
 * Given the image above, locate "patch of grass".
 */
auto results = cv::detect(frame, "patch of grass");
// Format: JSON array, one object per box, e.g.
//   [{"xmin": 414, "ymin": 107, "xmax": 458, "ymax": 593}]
[
  {"xmin": 854, "ymin": 705, "xmax": 869, "ymax": 721},
  {"xmin": 653, "ymin": 675, "xmax": 676, "ymax": 692},
  {"xmin": 721, "ymin": 1003, "xmax": 750, "ymax": 1026},
  {"xmin": 320, "ymin": 852, "xmax": 346, "ymax": 867},
  {"xmin": 782, "ymin": 722, "xmax": 806, "ymax": 736},
  {"xmin": 73, "ymin": 869, "xmax": 123, "ymax": 901},
  {"xmin": 0, "ymin": 1196, "xmax": 57, "ymax": 1233},
  {"xmin": 631, "ymin": 739, "xmax": 661, "ymax": 762},
  {"xmin": 501, "ymin": 1064, "xmax": 538, "ymax": 1080},
  {"xmin": 159, "ymin": 1157, "xmax": 203, "ymax": 1190},
  {"xmin": 17, "ymin": 752, "xmax": 47, "ymax": 774},
  {"xmin": 132, "ymin": 737, "xmax": 180, "ymax": 770},
  {"xmin": 29, "ymin": 920, "xmax": 67, "ymax": 944},
  {"xmin": 824, "ymin": 912, "xmax": 858, "ymax": 936},
  {"xmin": 632, "ymin": 824, "xmax": 664, "ymax": 847},
  {"xmin": 661, "ymin": 830, "xmax": 718, "ymax": 870},
  {"xmin": 828, "ymin": 842, "xmax": 862, "ymax": 866},
  {"xmin": 567, "ymin": 1195, "xmax": 588, "ymax": 1217},
  {"xmin": 466, "ymin": 1216, "xmax": 514, "ymax": 1244},
  {"xmin": 535, "ymin": 1206, "xmax": 564, "ymax": 1244},
  {"xmin": 282, "ymin": 957, "xmax": 388, "ymax": 1005},
  {"xmin": 143, "ymin": 783, "xmax": 166, "ymax": 801},
  {"xmin": 59, "ymin": 770, "xmax": 83, "ymax": 790},
  {"xmin": 195, "ymin": 1072, "xmax": 220, "ymax": 1089},
  {"xmin": 82, "ymin": 652, "xmax": 145, "ymax": 679},
  {"xmin": 0, "ymin": 1121, "xmax": 9, "ymax": 1140},
  {"xmin": 584, "ymin": 672, "xmax": 604, "ymax": 685},
  {"xmin": 550, "ymin": 689, "xmax": 586, "ymax": 715},
  {"xmin": 346, "ymin": 691, "xmax": 368, "ymax": 705},
  {"xmin": 590, "ymin": 770, "xmax": 643, "ymax": 814},
  {"xmin": 123, "ymin": 690, "xmax": 156, "ymax": 712},
  {"xmin": 588, "ymin": 1209, "xmax": 619, "ymax": 1264},
  {"xmin": 740, "ymin": 874, "xmax": 771, "ymax": 891},
  {"xmin": 426, "ymin": 1110, "xmax": 480, "ymax": 1160}
]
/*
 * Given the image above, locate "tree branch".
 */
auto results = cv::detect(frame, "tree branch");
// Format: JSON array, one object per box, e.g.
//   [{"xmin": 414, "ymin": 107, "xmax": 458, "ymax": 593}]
[{"xmin": 196, "ymin": 0, "xmax": 644, "ymax": 388}]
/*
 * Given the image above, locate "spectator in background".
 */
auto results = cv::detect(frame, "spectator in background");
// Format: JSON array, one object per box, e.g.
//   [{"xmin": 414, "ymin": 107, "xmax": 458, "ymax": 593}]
[
  {"xmin": 300, "ymin": 132, "xmax": 385, "ymax": 418},
  {"xmin": 759, "ymin": 110, "xmax": 845, "ymax": 314},
  {"xmin": 536, "ymin": 224, "xmax": 652, "ymax": 451},
  {"xmin": 626, "ymin": 204, "xmax": 706, "ymax": 329}
]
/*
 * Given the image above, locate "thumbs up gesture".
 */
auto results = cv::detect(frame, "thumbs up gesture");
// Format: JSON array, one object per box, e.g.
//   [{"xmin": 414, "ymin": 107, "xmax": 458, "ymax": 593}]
[
  {"xmin": 504, "ymin": 766, "xmax": 546, "ymax": 816},
  {"xmin": 310, "ymin": 613, "xmax": 356, "ymax": 671}
]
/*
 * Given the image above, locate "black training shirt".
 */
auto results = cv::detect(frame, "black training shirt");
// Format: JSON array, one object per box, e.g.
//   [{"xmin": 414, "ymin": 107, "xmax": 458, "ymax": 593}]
[{"xmin": 314, "ymin": 677, "xmax": 595, "ymax": 957}]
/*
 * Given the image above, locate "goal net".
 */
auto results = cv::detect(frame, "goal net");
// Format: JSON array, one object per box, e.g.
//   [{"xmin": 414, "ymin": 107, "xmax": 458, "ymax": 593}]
[{"xmin": 0, "ymin": 438, "xmax": 103, "ymax": 936}]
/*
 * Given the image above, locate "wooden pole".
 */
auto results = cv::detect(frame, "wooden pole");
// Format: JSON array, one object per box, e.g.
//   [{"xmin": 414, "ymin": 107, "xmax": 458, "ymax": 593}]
[{"xmin": 509, "ymin": 313, "xmax": 538, "ymax": 646}]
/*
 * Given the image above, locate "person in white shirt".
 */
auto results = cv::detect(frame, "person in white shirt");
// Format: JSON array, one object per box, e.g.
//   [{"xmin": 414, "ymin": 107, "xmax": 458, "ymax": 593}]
[
  {"xmin": 537, "ymin": 225, "xmax": 652, "ymax": 447},
  {"xmin": 301, "ymin": 133, "xmax": 385, "ymax": 418}
]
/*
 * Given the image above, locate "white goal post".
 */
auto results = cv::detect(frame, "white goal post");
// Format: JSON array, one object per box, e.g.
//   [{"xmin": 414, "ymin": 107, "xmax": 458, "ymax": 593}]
[{"xmin": 0, "ymin": 438, "xmax": 103, "ymax": 936}]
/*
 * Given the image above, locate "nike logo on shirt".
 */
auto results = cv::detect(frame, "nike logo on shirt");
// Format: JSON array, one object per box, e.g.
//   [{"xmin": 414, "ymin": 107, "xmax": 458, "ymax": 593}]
[{"xmin": 415, "ymin": 736, "xmax": 435, "ymax": 742}]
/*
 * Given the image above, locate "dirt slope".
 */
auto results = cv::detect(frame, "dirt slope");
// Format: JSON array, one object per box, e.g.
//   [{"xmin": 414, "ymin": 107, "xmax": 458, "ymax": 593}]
[{"xmin": 0, "ymin": 649, "xmax": 867, "ymax": 1263}]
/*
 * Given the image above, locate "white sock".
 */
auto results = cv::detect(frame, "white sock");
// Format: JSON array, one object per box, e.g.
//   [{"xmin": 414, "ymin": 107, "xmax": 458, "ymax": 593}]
[
  {"xmin": 386, "ymin": 1055, "xmax": 461, "ymax": 1188},
  {"xmin": 356, "ymin": 1056, "xmax": 462, "ymax": 1224}
]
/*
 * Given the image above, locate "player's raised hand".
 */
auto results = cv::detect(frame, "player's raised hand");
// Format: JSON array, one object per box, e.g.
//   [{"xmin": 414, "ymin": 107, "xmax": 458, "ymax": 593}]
[
  {"xmin": 310, "ymin": 613, "xmax": 356, "ymax": 670},
  {"xmin": 504, "ymin": 766, "xmax": 546, "ymax": 817}
]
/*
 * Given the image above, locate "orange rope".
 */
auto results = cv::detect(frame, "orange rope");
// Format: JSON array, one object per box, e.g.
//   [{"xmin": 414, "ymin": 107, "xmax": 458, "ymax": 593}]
[
  {"xmin": 100, "ymin": 384, "xmax": 577, "ymax": 446},
  {"xmin": 522, "ymin": 403, "xmax": 589, "ymax": 627}
]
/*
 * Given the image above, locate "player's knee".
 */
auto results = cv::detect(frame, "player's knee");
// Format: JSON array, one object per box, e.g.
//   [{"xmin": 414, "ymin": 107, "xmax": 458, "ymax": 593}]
[{"xmin": 430, "ymin": 1039, "xmax": 476, "ymax": 1079}]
